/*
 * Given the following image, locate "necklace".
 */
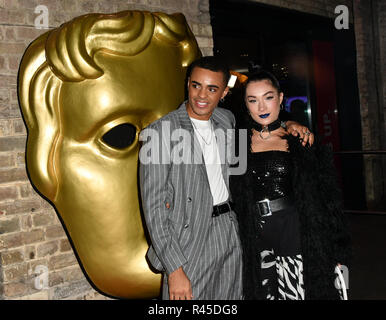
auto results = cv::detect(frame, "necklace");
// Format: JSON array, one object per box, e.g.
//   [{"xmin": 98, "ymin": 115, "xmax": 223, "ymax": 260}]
[
  {"xmin": 251, "ymin": 118, "xmax": 281, "ymax": 140},
  {"xmin": 191, "ymin": 119, "xmax": 214, "ymax": 145}
]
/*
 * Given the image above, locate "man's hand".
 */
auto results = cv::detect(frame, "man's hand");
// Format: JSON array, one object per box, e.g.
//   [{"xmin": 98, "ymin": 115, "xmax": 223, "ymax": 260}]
[
  {"xmin": 286, "ymin": 121, "xmax": 314, "ymax": 146},
  {"xmin": 168, "ymin": 266, "xmax": 193, "ymax": 300}
]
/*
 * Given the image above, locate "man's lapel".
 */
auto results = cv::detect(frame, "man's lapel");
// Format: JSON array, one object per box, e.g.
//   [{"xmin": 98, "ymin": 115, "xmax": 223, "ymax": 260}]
[
  {"xmin": 211, "ymin": 108, "xmax": 230, "ymax": 185},
  {"xmin": 177, "ymin": 103, "xmax": 210, "ymax": 187},
  {"xmin": 176, "ymin": 103, "xmax": 232, "ymax": 195}
]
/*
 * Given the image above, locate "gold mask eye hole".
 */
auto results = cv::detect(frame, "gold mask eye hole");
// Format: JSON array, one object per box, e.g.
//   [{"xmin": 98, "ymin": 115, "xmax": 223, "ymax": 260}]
[{"xmin": 102, "ymin": 123, "xmax": 137, "ymax": 150}]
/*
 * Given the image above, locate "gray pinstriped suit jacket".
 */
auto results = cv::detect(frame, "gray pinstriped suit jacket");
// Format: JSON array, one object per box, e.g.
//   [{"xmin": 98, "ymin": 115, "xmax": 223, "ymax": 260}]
[{"xmin": 139, "ymin": 101, "xmax": 237, "ymax": 277}]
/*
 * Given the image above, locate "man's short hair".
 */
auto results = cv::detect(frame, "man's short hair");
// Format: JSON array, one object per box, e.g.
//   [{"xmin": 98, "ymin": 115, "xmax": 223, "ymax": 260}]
[{"xmin": 188, "ymin": 56, "xmax": 230, "ymax": 86}]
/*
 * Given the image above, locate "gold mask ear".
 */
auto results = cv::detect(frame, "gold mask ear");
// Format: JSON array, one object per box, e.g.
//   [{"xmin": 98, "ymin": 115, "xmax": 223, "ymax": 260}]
[
  {"xmin": 18, "ymin": 33, "xmax": 61, "ymax": 201},
  {"xmin": 154, "ymin": 12, "xmax": 201, "ymax": 67}
]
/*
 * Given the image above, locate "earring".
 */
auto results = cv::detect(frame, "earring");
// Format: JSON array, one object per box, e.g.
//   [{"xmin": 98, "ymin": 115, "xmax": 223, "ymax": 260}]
[
  {"xmin": 280, "ymin": 103, "xmax": 284, "ymax": 110},
  {"xmin": 220, "ymin": 98, "xmax": 225, "ymax": 103}
]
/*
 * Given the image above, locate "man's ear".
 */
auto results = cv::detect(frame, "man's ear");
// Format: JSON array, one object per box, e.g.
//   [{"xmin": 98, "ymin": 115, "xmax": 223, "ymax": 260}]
[
  {"xmin": 221, "ymin": 86, "xmax": 230, "ymax": 99},
  {"xmin": 18, "ymin": 34, "xmax": 60, "ymax": 201}
]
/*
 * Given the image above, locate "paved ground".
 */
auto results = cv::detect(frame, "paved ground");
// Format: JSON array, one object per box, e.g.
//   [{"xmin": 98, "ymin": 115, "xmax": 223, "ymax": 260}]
[{"xmin": 347, "ymin": 214, "xmax": 386, "ymax": 300}]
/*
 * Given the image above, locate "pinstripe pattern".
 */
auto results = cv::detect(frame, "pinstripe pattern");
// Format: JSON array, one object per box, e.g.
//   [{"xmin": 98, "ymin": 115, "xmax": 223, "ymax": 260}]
[{"xmin": 140, "ymin": 102, "xmax": 242, "ymax": 300}]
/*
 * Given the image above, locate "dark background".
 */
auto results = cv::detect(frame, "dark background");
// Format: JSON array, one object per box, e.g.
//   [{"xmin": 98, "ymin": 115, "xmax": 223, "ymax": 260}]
[{"xmin": 209, "ymin": 0, "xmax": 386, "ymax": 299}]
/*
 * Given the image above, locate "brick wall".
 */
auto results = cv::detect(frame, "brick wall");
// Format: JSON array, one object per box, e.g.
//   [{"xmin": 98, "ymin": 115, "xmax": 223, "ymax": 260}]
[{"xmin": 0, "ymin": 0, "xmax": 212, "ymax": 300}]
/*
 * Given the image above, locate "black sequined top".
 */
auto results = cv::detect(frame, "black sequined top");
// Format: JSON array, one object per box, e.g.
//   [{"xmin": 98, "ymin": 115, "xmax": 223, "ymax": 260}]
[{"xmin": 248, "ymin": 151, "xmax": 293, "ymax": 201}]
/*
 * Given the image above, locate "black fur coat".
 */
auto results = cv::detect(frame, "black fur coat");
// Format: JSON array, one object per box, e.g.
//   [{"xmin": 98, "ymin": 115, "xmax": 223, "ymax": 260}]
[{"xmin": 230, "ymin": 133, "xmax": 352, "ymax": 300}]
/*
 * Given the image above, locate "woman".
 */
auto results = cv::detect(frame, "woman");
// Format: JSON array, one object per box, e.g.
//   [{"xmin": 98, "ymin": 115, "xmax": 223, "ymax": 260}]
[{"xmin": 230, "ymin": 70, "xmax": 351, "ymax": 300}]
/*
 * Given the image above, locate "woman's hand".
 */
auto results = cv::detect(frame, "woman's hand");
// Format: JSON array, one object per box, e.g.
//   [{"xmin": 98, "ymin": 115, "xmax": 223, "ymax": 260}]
[{"xmin": 285, "ymin": 121, "xmax": 314, "ymax": 146}]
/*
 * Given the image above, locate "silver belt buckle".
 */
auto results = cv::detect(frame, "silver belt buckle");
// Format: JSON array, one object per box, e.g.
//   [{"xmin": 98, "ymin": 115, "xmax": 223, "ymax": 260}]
[{"xmin": 259, "ymin": 198, "xmax": 272, "ymax": 217}]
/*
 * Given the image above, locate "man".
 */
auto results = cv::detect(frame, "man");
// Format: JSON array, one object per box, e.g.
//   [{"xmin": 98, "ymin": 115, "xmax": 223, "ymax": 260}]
[{"xmin": 139, "ymin": 56, "xmax": 313, "ymax": 300}]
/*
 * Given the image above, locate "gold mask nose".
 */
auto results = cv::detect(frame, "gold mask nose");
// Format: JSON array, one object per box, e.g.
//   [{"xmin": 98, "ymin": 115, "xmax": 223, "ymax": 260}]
[{"xmin": 18, "ymin": 10, "xmax": 201, "ymax": 299}]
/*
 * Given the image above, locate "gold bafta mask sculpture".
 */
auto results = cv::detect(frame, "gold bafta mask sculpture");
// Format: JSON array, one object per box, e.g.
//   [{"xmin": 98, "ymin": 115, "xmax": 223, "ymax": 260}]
[{"xmin": 18, "ymin": 11, "xmax": 200, "ymax": 298}]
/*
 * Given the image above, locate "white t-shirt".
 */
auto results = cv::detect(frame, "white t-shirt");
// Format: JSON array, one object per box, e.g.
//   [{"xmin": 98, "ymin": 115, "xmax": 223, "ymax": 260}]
[{"xmin": 190, "ymin": 117, "xmax": 229, "ymax": 205}]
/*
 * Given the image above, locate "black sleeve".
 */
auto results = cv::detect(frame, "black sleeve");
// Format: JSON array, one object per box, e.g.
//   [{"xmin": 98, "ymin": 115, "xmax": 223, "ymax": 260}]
[
  {"xmin": 315, "ymin": 143, "xmax": 352, "ymax": 266},
  {"xmin": 230, "ymin": 169, "xmax": 263, "ymax": 299}
]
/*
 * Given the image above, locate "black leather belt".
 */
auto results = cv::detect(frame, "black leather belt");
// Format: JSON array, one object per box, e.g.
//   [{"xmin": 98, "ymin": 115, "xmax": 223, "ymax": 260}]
[
  {"xmin": 256, "ymin": 196, "xmax": 293, "ymax": 217},
  {"xmin": 212, "ymin": 201, "xmax": 234, "ymax": 217}
]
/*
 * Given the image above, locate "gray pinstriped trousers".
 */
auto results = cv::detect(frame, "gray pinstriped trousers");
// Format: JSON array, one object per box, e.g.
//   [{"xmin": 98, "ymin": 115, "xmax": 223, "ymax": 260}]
[{"xmin": 162, "ymin": 210, "xmax": 243, "ymax": 300}]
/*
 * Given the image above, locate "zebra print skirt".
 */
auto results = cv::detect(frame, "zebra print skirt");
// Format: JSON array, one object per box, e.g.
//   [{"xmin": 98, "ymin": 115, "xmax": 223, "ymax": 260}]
[
  {"xmin": 260, "ymin": 249, "xmax": 305, "ymax": 299},
  {"xmin": 258, "ymin": 204, "xmax": 305, "ymax": 300}
]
